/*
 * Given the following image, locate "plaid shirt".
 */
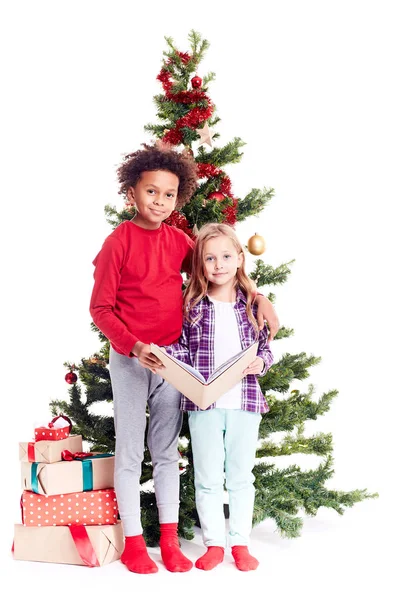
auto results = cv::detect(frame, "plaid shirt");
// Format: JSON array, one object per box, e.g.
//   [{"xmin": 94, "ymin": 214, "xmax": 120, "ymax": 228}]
[{"xmin": 165, "ymin": 289, "xmax": 273, "ymax": 413}]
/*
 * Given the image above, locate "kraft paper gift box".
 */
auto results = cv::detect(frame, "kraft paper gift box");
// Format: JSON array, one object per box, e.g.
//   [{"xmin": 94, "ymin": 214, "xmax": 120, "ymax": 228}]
[
  {"xmin": 19, "ymin": 434, "xmax": 83, "ymax": 463},
  {"xmin": 21, "ymin": 453, "xmax": 115, "ymax": 495},
  {"xmin": 13, "ymin": 522, "xmax": 124, "ymax": 567},
  {"xmin": 21, "ymin": 488, "xmax": 118, "ymax": 527}
]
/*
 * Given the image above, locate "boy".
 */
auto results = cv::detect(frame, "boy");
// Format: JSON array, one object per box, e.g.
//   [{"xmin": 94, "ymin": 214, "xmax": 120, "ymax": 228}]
[{"xmin": 90, "ymin": 142, "xmax": 279, "ymax": 574}]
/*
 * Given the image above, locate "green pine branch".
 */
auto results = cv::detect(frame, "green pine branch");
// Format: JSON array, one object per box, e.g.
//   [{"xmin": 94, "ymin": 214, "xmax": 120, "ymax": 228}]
[
  {"xmin": 236, "ymin": 187, "xmax": 275, "ymax": 221},
  {"xmin": 181, "ymin": 192, "xmax": 236, "ymax": 229},
  {"xmin": 90, "ymin": 323, "xmax": 108, "ymax": 344},
  {"xmin": 50, "ymin": 386, "xmax": 115, "ymax": 452},
  {"xmin": 257, "ymin": 430, "xmax": 333, "ymax": 458},
  {"xmin": 259, "ymin": 387, "xmax": 337, "ymax": 436},
  {"xmin": 196, "ymin": 138, "xmax": 246, "ymax": 167},
  {"xmin": 250, "ymin": 259, "xmax": 294, "ymax": 287},
  {"xmin": 188, "ymin": 29, "xmax": 209, "ymax": 65},
  {"xmin": 208, "ymin": 115, "xmax": 221, "ymax": 128},
  {"xmin": 144, "ymin": 123, "xmax": 167, "ymax": 138},
  {"xmin": 253, "ymin": 458, "xmax": 377, "ymax": 536},
  {"xmin": 273, "ymin": 326, "xmax": 295, "ymax": 340},
  {"xmin": 261, "ymin": 353, "xmax": 322, "ymax": 394},
  {"xmin": 104, "ymin": 203, "xmax": 132, "ymax": 229},
  {"xmin": 193, "ymin": 173, "xmax": 225, "ymax": 197},
  {"xmin": 202, "ymin": 71, "xmax": 216, "ymax": 86}
]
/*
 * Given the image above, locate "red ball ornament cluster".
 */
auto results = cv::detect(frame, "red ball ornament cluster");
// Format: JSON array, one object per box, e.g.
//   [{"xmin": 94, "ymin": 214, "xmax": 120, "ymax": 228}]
[
  {"xmin": 207, "ymin": 192, "xmax": 225, "ymax": 202},
  {"xmin": 157, "ymin": 53, "xmax": 214, "ymax": 146},
  {"xmin": 191, "ymin": 75, "xmax": 202, "ymax": 88},
  {"xmin": 155, "ymin": 50, "xmax": 238, "ymax": 226},
  {"xmin": 65, "ymin": 371, "xmax": 77, "ymax": 385}
]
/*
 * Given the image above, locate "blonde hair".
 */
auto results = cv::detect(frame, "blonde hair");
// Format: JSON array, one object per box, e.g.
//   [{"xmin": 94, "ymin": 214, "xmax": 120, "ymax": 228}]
[{"xmin": 184, "ymin": 223, "xmax": 258, "ymax": 335}]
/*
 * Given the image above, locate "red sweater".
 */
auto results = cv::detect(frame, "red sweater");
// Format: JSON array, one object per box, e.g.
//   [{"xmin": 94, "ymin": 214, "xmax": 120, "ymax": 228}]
[{"xmin": 89, "ymin": 220, "xmax": 194, "ymax": 356}]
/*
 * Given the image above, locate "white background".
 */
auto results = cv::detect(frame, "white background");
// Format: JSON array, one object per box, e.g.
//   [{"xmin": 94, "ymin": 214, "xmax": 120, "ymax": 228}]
[{"xmin": 0, "ymin": 1, "xmax": 398, "ymax": 597}]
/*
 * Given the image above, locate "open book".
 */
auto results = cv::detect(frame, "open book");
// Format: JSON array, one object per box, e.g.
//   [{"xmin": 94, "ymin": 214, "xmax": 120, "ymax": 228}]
[{"xmin": 150, "ymin": 341, "xmax": 258, "ymax": 410}]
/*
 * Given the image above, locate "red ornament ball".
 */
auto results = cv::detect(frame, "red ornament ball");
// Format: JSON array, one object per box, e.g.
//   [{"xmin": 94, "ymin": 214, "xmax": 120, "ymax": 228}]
[
  {"xmin": 208, "ymin": 192, "xmax": 225, "ymax": 202},
  {"xmin": 65, "ymin": 371, "xmax": 77, "ymax": 385},
  {"xmin": 191, "ymin": 75, "xmax": 202, "ymax": 89}
]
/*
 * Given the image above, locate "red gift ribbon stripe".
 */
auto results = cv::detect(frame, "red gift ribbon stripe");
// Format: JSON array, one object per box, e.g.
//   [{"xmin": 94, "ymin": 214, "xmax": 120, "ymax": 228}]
[
  {"xmin": 69, "ymin": 525, "xmax": 100, "ymax": 567},
  {"xmin": 27, "ymin": 442, "xmax": 35, "ymax": 462}
]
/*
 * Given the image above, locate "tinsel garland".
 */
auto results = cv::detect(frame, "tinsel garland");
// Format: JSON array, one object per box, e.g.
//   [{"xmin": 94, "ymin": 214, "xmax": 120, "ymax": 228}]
[
  {"xmin": 156, "ymin": 52, "xmax": 214, "ymax": 145},
  {"xmin": 164, "ymin": 210, "xmax": 195, "ymax": 238},
  {"xmin": 222, "ymin": 198, "xmax": 238, "ymax": 225},
  {"xmin": 197, "ymin": 162, "xmax": 236, "ymax": 224},
  {"xmin": 156, "ymin": 52, "xmax": 237, "ymax": 226}
]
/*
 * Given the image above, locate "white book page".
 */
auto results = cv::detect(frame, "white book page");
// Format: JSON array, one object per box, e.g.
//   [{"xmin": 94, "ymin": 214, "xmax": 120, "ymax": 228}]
[
  {"xmin": 158, "ymin": 349, "xmax": 206, "ymax": 384},
  {"xmin": 207, "ymin": 342, "xmax": 258, "ymax": 384}
]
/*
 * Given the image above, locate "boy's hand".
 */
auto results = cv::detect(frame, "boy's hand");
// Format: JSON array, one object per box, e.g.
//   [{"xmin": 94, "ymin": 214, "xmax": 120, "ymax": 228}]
[
  {"xmin": 255, "ymin": 295, "xmax": 280, "ymax": 342},
  {"xmin": 133, "ymin": 341, "xmax": 165, "ymax": 374},
  {"xmin": 243, "ymin": 357, "xmax": 264, "ymax": 376}
]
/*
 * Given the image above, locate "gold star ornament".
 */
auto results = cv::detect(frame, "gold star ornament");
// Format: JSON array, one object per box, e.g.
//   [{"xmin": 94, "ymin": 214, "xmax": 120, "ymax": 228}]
[{"xmin": 195, "ymin": 122, "xmax": 215, "ymax": 147}]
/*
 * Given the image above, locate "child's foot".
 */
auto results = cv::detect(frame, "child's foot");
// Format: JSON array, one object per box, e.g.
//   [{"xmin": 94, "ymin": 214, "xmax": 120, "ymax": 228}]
[
  {"xmin": 159, "ymin": 523, "xmax": 193, "ymax": 572},
  {"xmin": 121, "ymin": 534, "xmax": 158, "ymax": 574},
  {"xmin": 195, "ymin": 546, "xmax": 225, "ymax": 571},
  {"xmin": 231, "ymin": 545, "xmax": 259, "ymax": 571}
]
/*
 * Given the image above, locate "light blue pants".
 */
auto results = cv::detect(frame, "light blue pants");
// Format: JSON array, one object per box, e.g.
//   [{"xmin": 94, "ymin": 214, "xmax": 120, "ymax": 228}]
[{"xmin": 189, "ymin": 408, "xmax": 261, "ymax": 548}]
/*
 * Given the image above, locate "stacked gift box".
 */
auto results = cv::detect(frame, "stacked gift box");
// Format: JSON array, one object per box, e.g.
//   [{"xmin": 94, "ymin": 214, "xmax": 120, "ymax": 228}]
[{"xmin": 13, "ymin": 415, "xmax": 123, "ymax": 567}]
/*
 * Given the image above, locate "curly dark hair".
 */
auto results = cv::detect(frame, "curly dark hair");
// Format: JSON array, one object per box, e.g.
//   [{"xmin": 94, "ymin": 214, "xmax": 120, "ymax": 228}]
[{"xmin": 117, "ymin": 141, "xmax": 198, "ymax": 209}]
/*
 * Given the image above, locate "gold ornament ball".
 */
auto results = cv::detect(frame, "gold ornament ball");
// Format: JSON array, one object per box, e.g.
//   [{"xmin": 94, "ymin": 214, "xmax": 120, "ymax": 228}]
[{"xmin": 248, "ymin": 233, "xmax": 266, "ymax": 255}]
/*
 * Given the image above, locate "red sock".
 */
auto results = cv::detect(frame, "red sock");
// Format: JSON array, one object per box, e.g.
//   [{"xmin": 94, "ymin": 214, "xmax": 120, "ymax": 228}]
[
  {"xmin": 159, "ymin": 523, "xmax": 193, "ymax": 572},
  {"xmin": 231, "ymin": 545, "xmax": 259, "ymax": 571},
  {"xmin": 121, "ymin": 535, "xmax": 158, "ymax": 574},
  {"xmin": 195, "ymin": 546, "xmax": 225, "ymax": 571}
]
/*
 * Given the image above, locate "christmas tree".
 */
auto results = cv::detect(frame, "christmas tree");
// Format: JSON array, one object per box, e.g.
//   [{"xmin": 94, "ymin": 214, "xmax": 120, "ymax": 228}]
[{"xmin": 51, "ymin": 30, "xmax": 375, "ymax": 545}]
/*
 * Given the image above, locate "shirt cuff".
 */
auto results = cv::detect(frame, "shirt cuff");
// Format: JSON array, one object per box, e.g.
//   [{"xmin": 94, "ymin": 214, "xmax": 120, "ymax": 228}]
[{"xmin": 259, "ymin": 358, "xmax": 267, "ymax": 377}]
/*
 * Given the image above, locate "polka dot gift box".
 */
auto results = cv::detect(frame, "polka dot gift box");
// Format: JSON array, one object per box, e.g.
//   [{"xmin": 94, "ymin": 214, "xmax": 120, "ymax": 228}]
[
  {"xmin": 22, "ymin": 488, "xmax": 118, "ymax": 527},
  {"xmin": 34, "ymin": 415, "xmax": 73, "ymax": 442}
]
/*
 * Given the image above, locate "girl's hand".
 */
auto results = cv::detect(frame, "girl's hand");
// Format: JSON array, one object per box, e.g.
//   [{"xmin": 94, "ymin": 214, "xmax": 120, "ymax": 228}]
[
  {"xmin": 243, "ymin": 357, "xmax": 264, "ymax": 376},
  {"xmin": 133, "ymin": 341, "xmax": 165, "ymax": 374},
  {"xmin": 255, "ymin": 296, "xmax": 280, "ymax": 342}
]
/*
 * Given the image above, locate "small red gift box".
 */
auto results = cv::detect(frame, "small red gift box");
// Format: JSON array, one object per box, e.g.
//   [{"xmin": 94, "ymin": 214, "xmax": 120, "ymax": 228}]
[
  {"xmin": 21, "ymin": 488, "xmax": 118, "ymax": 527},
  {"xmin": 34, "ymin": 415, "xmax": 72, "ymax": 442}
]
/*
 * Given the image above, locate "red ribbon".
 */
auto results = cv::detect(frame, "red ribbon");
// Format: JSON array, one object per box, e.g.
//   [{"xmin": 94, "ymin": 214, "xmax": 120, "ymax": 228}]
[
  {"xmin": 69, "ymin": 525, "xmax": 100, "ymax": 567},
  {"xmin": 50, "ymin": 414, "xmax": 73, "ymax": 433},
  {"xmin": 27, "ymin": 442, "xmax": 35, "ymax": 462},
  {"xmin": 15, "ymin": 509, "xmax": 100, "ymax": 566},
  {"xmin": 61, "ymin": 450, "xmax": 93, "ymax": 461}
]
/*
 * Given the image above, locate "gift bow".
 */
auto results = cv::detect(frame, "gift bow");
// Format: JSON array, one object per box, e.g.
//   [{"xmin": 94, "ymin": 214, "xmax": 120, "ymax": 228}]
[
  {"xmin": 61, "ymin": 450, "xmax": 94, "ymax": 461},
  {"xmin": 61, "ymin": 450, "xmax": 113, "ymax": 491}
]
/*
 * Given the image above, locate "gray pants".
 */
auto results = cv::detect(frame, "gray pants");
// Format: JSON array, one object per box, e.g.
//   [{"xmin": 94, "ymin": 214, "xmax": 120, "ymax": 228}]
[{"xmin": 109, "ymin": 347, "xmax": 182, "ymax": 536}]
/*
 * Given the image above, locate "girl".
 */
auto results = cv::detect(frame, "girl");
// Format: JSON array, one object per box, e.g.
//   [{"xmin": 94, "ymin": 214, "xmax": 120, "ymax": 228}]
[{"xmin": 164, "ymin": 223, "xmax": 273, "ymax": 571}]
